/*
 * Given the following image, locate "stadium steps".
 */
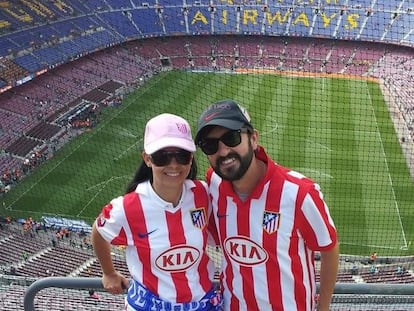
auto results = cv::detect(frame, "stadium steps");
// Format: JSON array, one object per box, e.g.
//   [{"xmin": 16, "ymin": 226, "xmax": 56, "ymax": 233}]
[{"xmin": 69, "ymin": 257, "xmax": 97, "ymax": 277}]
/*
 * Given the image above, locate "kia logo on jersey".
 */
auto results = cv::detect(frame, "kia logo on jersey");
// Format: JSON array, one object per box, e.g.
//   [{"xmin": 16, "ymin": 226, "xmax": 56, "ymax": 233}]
[
  {"xmin": 224, "ymin": 236, "xmax": 268, "ymax": 266},
  {"xmin": 155, "ymin": 245, "xmax": 200, "ymax": 272}
]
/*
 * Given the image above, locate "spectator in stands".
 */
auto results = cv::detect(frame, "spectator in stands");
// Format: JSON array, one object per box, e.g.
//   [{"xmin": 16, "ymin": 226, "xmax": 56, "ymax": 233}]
[
  {"xmin": 63, "ymin": 227, "xmax": 70, "ymax": 238},
  {"xmin": 9, "ymin": 266, "xmax": 16, "ymax": 276},
  {"xmin": 351, "ymin": 264, "xmax": 359, "ymax": 275},
  {"xmin": 396, "ymin": 266, "xmax": 404, "ymax": 274},
  {"xmin": 83, "ymin": 236, "xmax": 92, "ymax": 250},
  {"xmin": 91, "ymin": 113, "xmax": 222, "ymax": 310},
  {"xmin": 369, "ymin": 251, "xmax": 378, "ymax": 264},
  {"xmin": 79, "ymin": 228, "xmax": 87, "ymax": 237},
  {"xmin": 194, "ymin": 99, "xmax": 339, "ymax": 311},
  {"xmin": 21, "ymin": 251, "xmax": 28, "ymax": 261},
  {"xmin": 88, "ymin": 289, "xmax": 101, "ymax": 300}
]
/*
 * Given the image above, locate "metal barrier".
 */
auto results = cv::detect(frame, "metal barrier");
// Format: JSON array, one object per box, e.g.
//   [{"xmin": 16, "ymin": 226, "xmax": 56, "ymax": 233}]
[
  {"xmin": 24, "ymin": 277, "xmax": 103, "ymax": 311},
  {"xmin": 23, "ymin": 277, "xmax": 414, "ymax": 311}
]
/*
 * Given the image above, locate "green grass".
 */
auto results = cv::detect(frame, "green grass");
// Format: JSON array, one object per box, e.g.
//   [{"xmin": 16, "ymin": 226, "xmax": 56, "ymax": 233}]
[{"xmin": 2, "ymin": 70, "xmax": 414, "ymax": 256}]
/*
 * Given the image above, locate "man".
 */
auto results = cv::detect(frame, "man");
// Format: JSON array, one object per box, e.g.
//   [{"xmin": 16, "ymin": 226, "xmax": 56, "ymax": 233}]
[{"xmin": 195, "ymin": 99, "xmax": 339, "ymax": 311}]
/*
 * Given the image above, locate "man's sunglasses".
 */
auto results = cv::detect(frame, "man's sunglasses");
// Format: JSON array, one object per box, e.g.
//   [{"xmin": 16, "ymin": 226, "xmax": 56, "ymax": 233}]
[
  {"xmin": 149, "ymin": 149, "xmax": 193, "ymax": 166},
  {"xmin": 197, "ymin": 128, "xmax": 249, "ymax": 155}
]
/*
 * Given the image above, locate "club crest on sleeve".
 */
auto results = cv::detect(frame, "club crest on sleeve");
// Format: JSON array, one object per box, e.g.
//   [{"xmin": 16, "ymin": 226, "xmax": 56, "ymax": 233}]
[
  {"xmin": 190, "ymin": 208, "xmax": 207, "ymax": 230},
  {"xmin": 263, "ymin": 211, "xmax": 280, "ymax": 234}
]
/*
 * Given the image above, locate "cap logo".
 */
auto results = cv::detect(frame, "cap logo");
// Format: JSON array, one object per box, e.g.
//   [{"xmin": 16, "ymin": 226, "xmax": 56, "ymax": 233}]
[
  {"xmin": 203, "ymin": 102, "xmax": 234, "ymax": 121},
  {"xmin": 204, "ymin": 112, "xmax": 220, "ymax": 121},
  {"xmin": 176, "ymin": 123, "xmax": 189, "ymax": 133},
  {"xmin": 210, "ymin": 103, "xmax": 232, "ymax": 110}
]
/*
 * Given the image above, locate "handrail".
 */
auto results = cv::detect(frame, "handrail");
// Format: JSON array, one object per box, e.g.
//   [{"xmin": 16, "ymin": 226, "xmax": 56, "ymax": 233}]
[
  {"xmin": 23, "ymin": 277, "xmax": 414, "ymax": 311},
  {"xmin": 24, "ymin": 277, "xmax": 103, "ymax": 311}
]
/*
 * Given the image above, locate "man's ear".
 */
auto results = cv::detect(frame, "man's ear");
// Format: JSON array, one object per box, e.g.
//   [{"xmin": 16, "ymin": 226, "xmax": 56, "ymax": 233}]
[{"xmin": 251, "ymin": 129, "xmax": 259, "ymax": 150}]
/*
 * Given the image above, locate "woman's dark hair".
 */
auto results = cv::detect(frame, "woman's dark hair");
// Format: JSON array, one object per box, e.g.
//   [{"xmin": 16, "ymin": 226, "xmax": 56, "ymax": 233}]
[{"xmin": 125, "ymin": 157, "xmax": 198, "ymax": 194}]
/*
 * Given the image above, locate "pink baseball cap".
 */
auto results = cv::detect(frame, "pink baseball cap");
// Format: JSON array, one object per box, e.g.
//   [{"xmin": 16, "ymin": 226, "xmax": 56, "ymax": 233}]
[{"xmin": 144, "ymin": 113, "xmax": 196, "ymax": 154}]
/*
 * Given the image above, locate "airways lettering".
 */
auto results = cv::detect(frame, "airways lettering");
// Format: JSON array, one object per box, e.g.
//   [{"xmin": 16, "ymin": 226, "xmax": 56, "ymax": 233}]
[{"xmin": 191, "ymin": 8, "xmax": 361, "ymax": 30}]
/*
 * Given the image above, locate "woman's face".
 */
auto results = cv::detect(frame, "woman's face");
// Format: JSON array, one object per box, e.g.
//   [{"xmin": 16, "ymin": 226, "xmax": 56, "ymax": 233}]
[{"xmin": 143, "ymin": 147, "xmax": 193, "ymax": 190}]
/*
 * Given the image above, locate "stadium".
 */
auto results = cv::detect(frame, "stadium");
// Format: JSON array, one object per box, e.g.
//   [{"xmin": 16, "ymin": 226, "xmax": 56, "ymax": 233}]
[{"xmin": 0, "ymin": 0, "xmax": 413, "ymax": 310}]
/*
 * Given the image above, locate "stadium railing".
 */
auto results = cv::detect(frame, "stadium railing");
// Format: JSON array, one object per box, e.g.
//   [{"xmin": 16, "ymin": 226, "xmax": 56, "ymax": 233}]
[{"xmin": 23, "ymin": 277, "xmax": 414, "ymax": 311}]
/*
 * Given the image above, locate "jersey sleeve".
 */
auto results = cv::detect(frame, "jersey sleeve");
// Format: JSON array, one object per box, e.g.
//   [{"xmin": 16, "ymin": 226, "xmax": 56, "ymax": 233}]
[
  {"xmin": 95, "ymin": 195, "xmax": 128, "ymax": 245},
  {"xmin": 205, "ymin": 167, "xmax": 214, "ymax": 186},
  {"xmin": 299, "ymin": 183, "xmax": 337, "ymax": 251}
]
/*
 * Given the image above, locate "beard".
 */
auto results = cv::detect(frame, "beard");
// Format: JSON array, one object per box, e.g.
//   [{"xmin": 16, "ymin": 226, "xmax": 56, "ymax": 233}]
[{"xmin": 213, "ymin": 142, "xmax": 254, "ymax": 181}]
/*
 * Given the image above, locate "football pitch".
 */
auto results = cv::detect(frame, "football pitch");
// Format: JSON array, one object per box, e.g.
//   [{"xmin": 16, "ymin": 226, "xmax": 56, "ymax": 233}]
[{"xmin": 2, "ymin": 70, "xmax": 414, "ymax": 256}]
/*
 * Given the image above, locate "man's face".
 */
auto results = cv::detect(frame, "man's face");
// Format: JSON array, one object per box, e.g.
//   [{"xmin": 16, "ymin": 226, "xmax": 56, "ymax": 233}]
[{"xmin": 203, "ymin": 126, "xmax": 255, "ymax": 181}]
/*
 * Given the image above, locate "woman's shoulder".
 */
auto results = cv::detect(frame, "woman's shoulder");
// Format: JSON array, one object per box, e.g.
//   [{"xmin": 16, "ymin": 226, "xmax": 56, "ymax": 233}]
[
  {"xmin": 186, "ymin": 179, "xmax": 208, "ymax": 190},
  {"xmin": 184, "ymin": 179, "xmax": 210, "ymax": 200}
]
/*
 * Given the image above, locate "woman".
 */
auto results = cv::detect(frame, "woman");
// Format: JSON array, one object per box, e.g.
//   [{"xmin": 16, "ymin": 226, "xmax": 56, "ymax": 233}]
[{"xmin": 91, "ymin": 113, "xmax": 221, "ymax": 310}]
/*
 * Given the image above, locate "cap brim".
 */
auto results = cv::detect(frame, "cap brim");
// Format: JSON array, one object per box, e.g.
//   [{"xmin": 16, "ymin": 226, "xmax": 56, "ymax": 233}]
[{"xmin": 145, "ymin": 137, "xmax": 196, "ymax": 154}]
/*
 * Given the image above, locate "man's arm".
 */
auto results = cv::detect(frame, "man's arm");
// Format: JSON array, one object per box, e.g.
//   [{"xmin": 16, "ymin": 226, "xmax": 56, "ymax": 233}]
[{"xmin": 317, "ymin": 242, "xmax": 339, "ymax": 311}]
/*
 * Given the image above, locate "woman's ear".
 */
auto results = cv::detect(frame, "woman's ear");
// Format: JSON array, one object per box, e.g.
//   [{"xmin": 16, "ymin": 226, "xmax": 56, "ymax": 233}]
[{"xmin": 142, "ymin": 151, "xmax": 152, "ymax": 167}]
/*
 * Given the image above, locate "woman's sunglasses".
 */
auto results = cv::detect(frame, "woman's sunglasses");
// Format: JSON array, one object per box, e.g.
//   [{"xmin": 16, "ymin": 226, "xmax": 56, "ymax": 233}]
[
  {"xmin": 149, "ymin": 149, "xmax": 192, "ymax": 166},
  {"xmin": 197, "ymin": 128, "xmax": 249, "ymax": 155}
]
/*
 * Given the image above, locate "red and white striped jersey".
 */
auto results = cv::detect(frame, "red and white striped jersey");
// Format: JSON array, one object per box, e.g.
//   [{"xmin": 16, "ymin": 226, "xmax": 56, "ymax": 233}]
[
  {"xmin": 206, "ymin": 147, "xmax": 337, "ymax": 311},
  {"xmin": 96, "ymin": 179, "xmax": 217, "ymax": 302}
]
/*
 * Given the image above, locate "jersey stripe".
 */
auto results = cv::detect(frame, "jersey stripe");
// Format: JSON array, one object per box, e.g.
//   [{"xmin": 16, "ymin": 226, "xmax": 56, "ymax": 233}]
[
  {"xmin": 264, "ymin": 178, "xmax": 283, "ymax": 309},
  {"xmin": 192, "ymin": 180, "xmax": 215, "ymax": 293},
  {"xmin": 166, "ymin": 209, "xmax": 191, "ymax": 301},
  {"xmin": 237, "ymin": 197, "xmax": 259, "ymax": 311},
  {"xmin": 292, "ymin": 182, "xmax": 310, "ymax": 311},
  {"xmin": 123, "ymin": 192, "xmax": 159, "ymax": 293}
]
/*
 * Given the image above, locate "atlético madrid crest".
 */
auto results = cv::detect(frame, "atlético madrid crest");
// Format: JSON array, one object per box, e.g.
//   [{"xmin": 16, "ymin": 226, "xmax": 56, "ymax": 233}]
[
  {"xmin": 96, "ymin": 214, "xmax": 106, "ymax": 227},
  {"xmin": 190, "ymin": 208, "xmax": 206, "ymax": 229},
  {"xmin": 263, "ymin": 211, "xmax": 280, "ymax": 234}
]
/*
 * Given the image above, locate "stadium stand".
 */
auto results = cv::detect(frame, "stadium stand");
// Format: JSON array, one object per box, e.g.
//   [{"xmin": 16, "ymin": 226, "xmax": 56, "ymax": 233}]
[
  {"xmin": 0, "ymin": 219, "xmax": 413, "ymax": 309},
  {"xmin": 0, "ymin": 284, "xmax": 125, "ymax": 311}
]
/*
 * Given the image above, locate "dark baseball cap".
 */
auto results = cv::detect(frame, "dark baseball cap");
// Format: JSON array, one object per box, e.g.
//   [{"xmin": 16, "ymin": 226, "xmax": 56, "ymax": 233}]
[{"xmin": 195, "ymin": 99, "xmax": 253, "ymax": 143}]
